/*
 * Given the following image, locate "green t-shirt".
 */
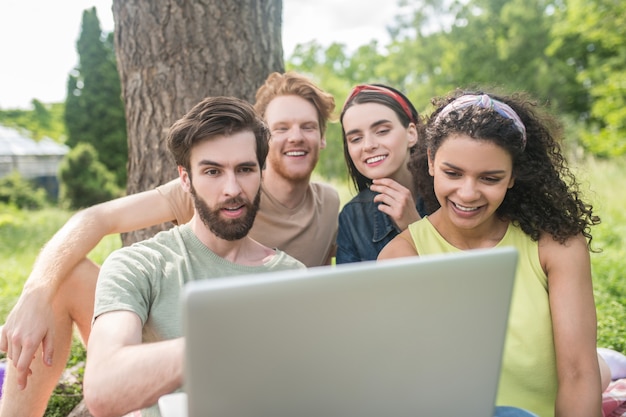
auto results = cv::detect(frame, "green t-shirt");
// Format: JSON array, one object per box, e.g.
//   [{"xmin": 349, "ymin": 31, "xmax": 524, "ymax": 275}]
[{"xmin": 94, "ymin": 223, "xmax": 305, "ymax": 416}]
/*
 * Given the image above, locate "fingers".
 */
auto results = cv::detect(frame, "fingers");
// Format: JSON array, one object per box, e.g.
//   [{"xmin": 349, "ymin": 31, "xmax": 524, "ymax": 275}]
[
  {"xmin": 371, "ymin": 185, "xmax": 412, "ymax": 209},
  {"xmin": 371, "ymin": 179, "xmax": 412, "ymax": 202},
  {"xmin": 371, "ymin": 179, "xmax": 420, "ymax": 231},
  {"xmin": 11, "ymin": 336, "xmax": 37, "ymax": 389},
  {"xmin": 4, "ymin": 326, "xmax": 44, "ymax": 390},
  {"xmin": 15, "ymin": 351, "xmax": 35, "ymax": 390}
]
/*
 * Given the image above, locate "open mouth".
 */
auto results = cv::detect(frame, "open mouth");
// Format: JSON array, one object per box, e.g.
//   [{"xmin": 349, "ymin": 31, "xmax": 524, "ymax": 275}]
[
  {"xmin": 365, "ymin": 155, "xmax": 387, "ymax": 164},
  {"xmin": 452, "ymin": 202, "xmax": 480, "ymax": 212},
  {"xmin": 223, "ymin": 205, "xmax": 244, "ymax": 212},
  {"xmin": 285, "ymin": 151, "xmax": 307, "ymax": 157}
]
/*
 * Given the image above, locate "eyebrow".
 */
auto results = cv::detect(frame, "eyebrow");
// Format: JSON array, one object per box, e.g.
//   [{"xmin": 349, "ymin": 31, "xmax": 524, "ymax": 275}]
[
  {"xmin": 271, "ymin": 119, "xmax": 318, "ymax": 128},
  {"xmin": 442, "ymin": 161, "xmax": 507, "ymax": 175},
  {"xmin": 197, "ymin": 160, "xmax": 258, "ymax": 168},
  {"xmin": 345, "ymin": 119, "xmax": 392, "ymax": 137}
]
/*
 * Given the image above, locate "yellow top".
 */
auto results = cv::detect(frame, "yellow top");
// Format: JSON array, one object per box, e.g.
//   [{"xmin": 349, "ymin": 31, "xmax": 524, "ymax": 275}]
[{"xmin": 408, "ymin": 218, "xmax": 556, "ymax": 417}]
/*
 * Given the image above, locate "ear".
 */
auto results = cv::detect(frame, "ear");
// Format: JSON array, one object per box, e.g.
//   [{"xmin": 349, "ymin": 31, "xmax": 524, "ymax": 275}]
[
  {"xmin": 407, "ymin": 123, "xmax": 418, "ymax": 148},
  {"xmin": 507, "ymin": 175, "xmax": 515, "ymax": 189},
  {"xmin": 427, "ymin": 149, "xmax": 435, "ymax": 177},
  {"xmin": 178, "ymin": 166, "xmax": 191, "ymax": 193}
]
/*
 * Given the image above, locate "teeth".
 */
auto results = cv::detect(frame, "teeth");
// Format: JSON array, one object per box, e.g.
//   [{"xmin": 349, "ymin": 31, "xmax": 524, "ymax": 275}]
[
  {"xmin": 455, "ymin": 203, "xmax": 478, "ymax": 212},
  {"xmin": 286, "ymin": 151, "xmax": 306, "ymax": 156},
  {"xmin": 366, "ymin": 155, "xmax": 386, "ymax": 164}
]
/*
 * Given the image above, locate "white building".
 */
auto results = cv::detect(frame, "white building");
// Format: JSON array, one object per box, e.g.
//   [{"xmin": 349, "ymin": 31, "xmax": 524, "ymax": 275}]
[{"xmin": 0, "ymin": 125, "xmax": 69, "ymax": 198}]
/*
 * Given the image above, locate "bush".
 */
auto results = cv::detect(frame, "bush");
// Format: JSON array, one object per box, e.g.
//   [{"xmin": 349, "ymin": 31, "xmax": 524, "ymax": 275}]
[
  {"xmin": 0, "ymin": 171, "xmax": 49, "ymax": 209},
  {"xmin": 59, "ymin": 143, "xmax": 122, "ymax": 209}
]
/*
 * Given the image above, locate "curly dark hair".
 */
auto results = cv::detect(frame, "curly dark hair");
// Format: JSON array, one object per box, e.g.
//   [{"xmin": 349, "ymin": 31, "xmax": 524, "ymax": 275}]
[
  {"xmin": 340, "ymin": 84, "xmax": 422, "ymax": 192},
  {"xmin": 410, "ymin": 90, "xmax": 600, "ymax": 248}
]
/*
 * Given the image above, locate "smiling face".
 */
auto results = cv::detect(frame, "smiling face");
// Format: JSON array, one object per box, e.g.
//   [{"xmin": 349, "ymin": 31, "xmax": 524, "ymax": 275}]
[
  {"xmin": 342, "ymin": 102, "xmax": 417, "ymax": 183},
  {"xmin": 180, "ymin": 131, "xmax": 262, "ymax": 241},
  {"xmin": 428, "ymin": 134, "xmax": 515, "ymax": 233},
  {"xmin": 264, "ymin": 95, "xmax": 326, "ymax": 183}
]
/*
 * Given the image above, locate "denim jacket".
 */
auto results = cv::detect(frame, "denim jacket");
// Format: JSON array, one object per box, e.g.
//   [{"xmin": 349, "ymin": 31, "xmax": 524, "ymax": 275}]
[{"xmin": 336, "ymin": 188, "xmax": 427, "ymax": 264}]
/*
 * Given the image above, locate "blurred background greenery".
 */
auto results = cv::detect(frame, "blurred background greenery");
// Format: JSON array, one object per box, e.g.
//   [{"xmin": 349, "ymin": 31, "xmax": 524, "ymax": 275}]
[{"xmin": 1, "ymin": 0, "xmax": 625, "ymax": 414}]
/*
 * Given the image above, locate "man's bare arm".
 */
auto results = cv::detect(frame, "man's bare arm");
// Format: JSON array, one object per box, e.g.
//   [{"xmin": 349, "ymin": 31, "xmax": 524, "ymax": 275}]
[
  {"xmin": 84, "ymin": 311, "xmax": 184, "ymax": 417},
  {"xmin": 0, "ymin": 185, "xmax": 181, "ymax": 388}
]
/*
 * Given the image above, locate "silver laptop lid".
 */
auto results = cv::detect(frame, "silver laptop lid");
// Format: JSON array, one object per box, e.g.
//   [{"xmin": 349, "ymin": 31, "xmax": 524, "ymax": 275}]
[{"xmin": 183, "ymin": 247, "xmax": 517, "ymax": 417}]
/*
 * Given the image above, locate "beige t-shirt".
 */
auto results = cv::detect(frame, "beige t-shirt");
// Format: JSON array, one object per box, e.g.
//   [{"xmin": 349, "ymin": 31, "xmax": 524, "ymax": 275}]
[{"xmin": 156, "ymin": 179, "xmax": 339, "ymax": 267}]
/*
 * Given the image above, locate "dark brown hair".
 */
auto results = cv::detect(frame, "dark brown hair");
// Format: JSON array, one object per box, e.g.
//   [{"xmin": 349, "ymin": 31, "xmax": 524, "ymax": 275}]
[{"xmin": 167, "ymin": 96, "xmax": 269, "ymax": 172}]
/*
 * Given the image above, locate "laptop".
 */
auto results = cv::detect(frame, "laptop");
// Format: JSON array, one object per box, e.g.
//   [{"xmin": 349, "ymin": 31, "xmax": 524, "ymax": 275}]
[{"xmin": 177, "ymin": 247, "xmax": 517, "ymax": 417}]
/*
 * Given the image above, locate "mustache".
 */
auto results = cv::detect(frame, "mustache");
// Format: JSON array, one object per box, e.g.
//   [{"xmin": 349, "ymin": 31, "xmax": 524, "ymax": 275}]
[{"xmin": 217, "ymin": 196, "xmax": 251, "ymax": 209}]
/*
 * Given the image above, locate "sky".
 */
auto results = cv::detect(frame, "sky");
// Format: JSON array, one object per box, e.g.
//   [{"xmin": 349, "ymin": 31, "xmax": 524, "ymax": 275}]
[{"xmin": 0, "ymin": 0, "xmax": 405, "ymax": 109}]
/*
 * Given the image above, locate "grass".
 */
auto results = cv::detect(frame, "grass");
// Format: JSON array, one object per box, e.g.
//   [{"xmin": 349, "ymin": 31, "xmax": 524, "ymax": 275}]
[
  {"xmin": 575, "ymin": 157, "xmax": 626, "ymax": 350},
  {"xmin": 0, "ymin": 156, "xmax": 625, "ymax": 414}
]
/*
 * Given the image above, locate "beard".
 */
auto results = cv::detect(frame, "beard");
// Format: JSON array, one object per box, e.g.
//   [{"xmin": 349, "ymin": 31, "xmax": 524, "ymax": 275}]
[
  {"xmin": 190, "ymin": 183, "xmax": 261, "ymax": 241},
  {"xmin": 266, "ymin": 146, "xmax": 320, "ymax": 182}
]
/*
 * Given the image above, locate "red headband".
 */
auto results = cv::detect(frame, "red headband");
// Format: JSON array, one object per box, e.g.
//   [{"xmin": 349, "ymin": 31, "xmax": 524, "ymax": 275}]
[{"xmin": 344, "ymin": 84, "xmax": 416, "ymax": 123}]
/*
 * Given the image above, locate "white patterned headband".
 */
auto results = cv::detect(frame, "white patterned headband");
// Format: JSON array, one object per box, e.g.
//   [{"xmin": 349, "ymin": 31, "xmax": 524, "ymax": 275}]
[{"xmin": 436, "ymin": 94, "xmax": 527, "ymax": 149}]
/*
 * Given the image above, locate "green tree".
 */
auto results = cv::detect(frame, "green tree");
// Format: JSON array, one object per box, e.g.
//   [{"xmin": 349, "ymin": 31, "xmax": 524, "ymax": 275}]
[
  {"xmin": 0, "ymin": 171, "xmax": 49, "ymax": 209},
  {"xmin": 550, "ymin": 0, "xmax": 626, "ymax": 156},
  {"xmin": 59, "ymin": 143, "xmax": 121, "ymax": 209},
  {"xmin": 375, "ymin": 0, "xmax": 596, "ymax": 121},
  {"xmin": 65, "ymin": 7, "xmax": 127, "ymax": 186},
  {"xmin": 0, "ymin": 101, "xmax": 66, "ymax": 142}
]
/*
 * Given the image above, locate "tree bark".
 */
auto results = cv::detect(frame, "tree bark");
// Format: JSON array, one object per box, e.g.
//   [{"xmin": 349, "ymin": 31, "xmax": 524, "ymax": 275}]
[{"xmin": 111, "ymin": 0, "xmax": 284, "ymax": 244}]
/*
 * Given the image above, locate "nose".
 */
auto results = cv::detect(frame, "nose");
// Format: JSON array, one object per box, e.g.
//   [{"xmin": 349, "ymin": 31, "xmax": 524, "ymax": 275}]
[
  {"xmin": 362, "ymin": 132, "xmax": 379, "ymax": 151},
  {"xmin": 287, "ymin": 125, "xmax": 305, "ymax": 142},
  {"xmin": 223, "ymin": 171, "xmax": 243, "ymax": 197},
  {"xmin": 457, "ymin": 178, "xmax": 479, "ymax": 201}
]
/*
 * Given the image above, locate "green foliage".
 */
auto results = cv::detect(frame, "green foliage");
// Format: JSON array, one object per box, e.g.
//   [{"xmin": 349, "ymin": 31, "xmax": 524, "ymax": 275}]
[
  {"xmin": 65, "ymin": 7, "xmax": 127, "ymax": 187},
  {"xmin": 44, "ymin": 376, "xmax": 83, "ymax": 417},
  {"xmin": 387, "ymin": 0, "xmax": 583, "ymax": 113},
  {"xmin": 287, "ymin": 0, "xmax": 626, "ymax": 177},
  {"xmin": 286, "ymin": 0, "xmax": 626, "ymax": 161},
  {"xmin": 0, "ymin": 101, "xmax": 66, "ymax": 142},
  {"xmin": 550, "ymin": 0, "xmax": 626, "ymax": 157},
  {"xmin": 575, "ymin": 156, "xmax": 626, "ymax": 350},
  {"xmin": 59, "ymin": 143, "xmax": 122, "ymax": 209},
  {"xmin": 0, "ymin": 171, "xmax": 49, "ymax": 209}
]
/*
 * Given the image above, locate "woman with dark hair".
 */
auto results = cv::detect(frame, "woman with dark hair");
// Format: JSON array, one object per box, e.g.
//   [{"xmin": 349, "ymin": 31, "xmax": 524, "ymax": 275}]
[
  {"xmin": 336, "ymin": 84, "xmax": 426, "ymax": 264},
  {"xmin": 380, "ymin": 91, "xmax": 603, "ymax": 417}
]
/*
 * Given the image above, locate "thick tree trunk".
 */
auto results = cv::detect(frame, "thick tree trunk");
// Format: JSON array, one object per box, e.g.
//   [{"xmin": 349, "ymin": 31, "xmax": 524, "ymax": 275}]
[{"xmin": 111, "ymin": 0, "xmax": 284, "ymax": 245}]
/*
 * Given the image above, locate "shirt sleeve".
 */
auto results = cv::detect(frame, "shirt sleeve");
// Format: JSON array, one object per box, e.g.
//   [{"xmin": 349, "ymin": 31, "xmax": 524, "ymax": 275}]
[
  {"xmin": 155, "ymin": 179, "xmax": 194, "ymax": 225},
  {"xmin": 93, "ymin": 246, "xmax": 160, "ymax": 326}
]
